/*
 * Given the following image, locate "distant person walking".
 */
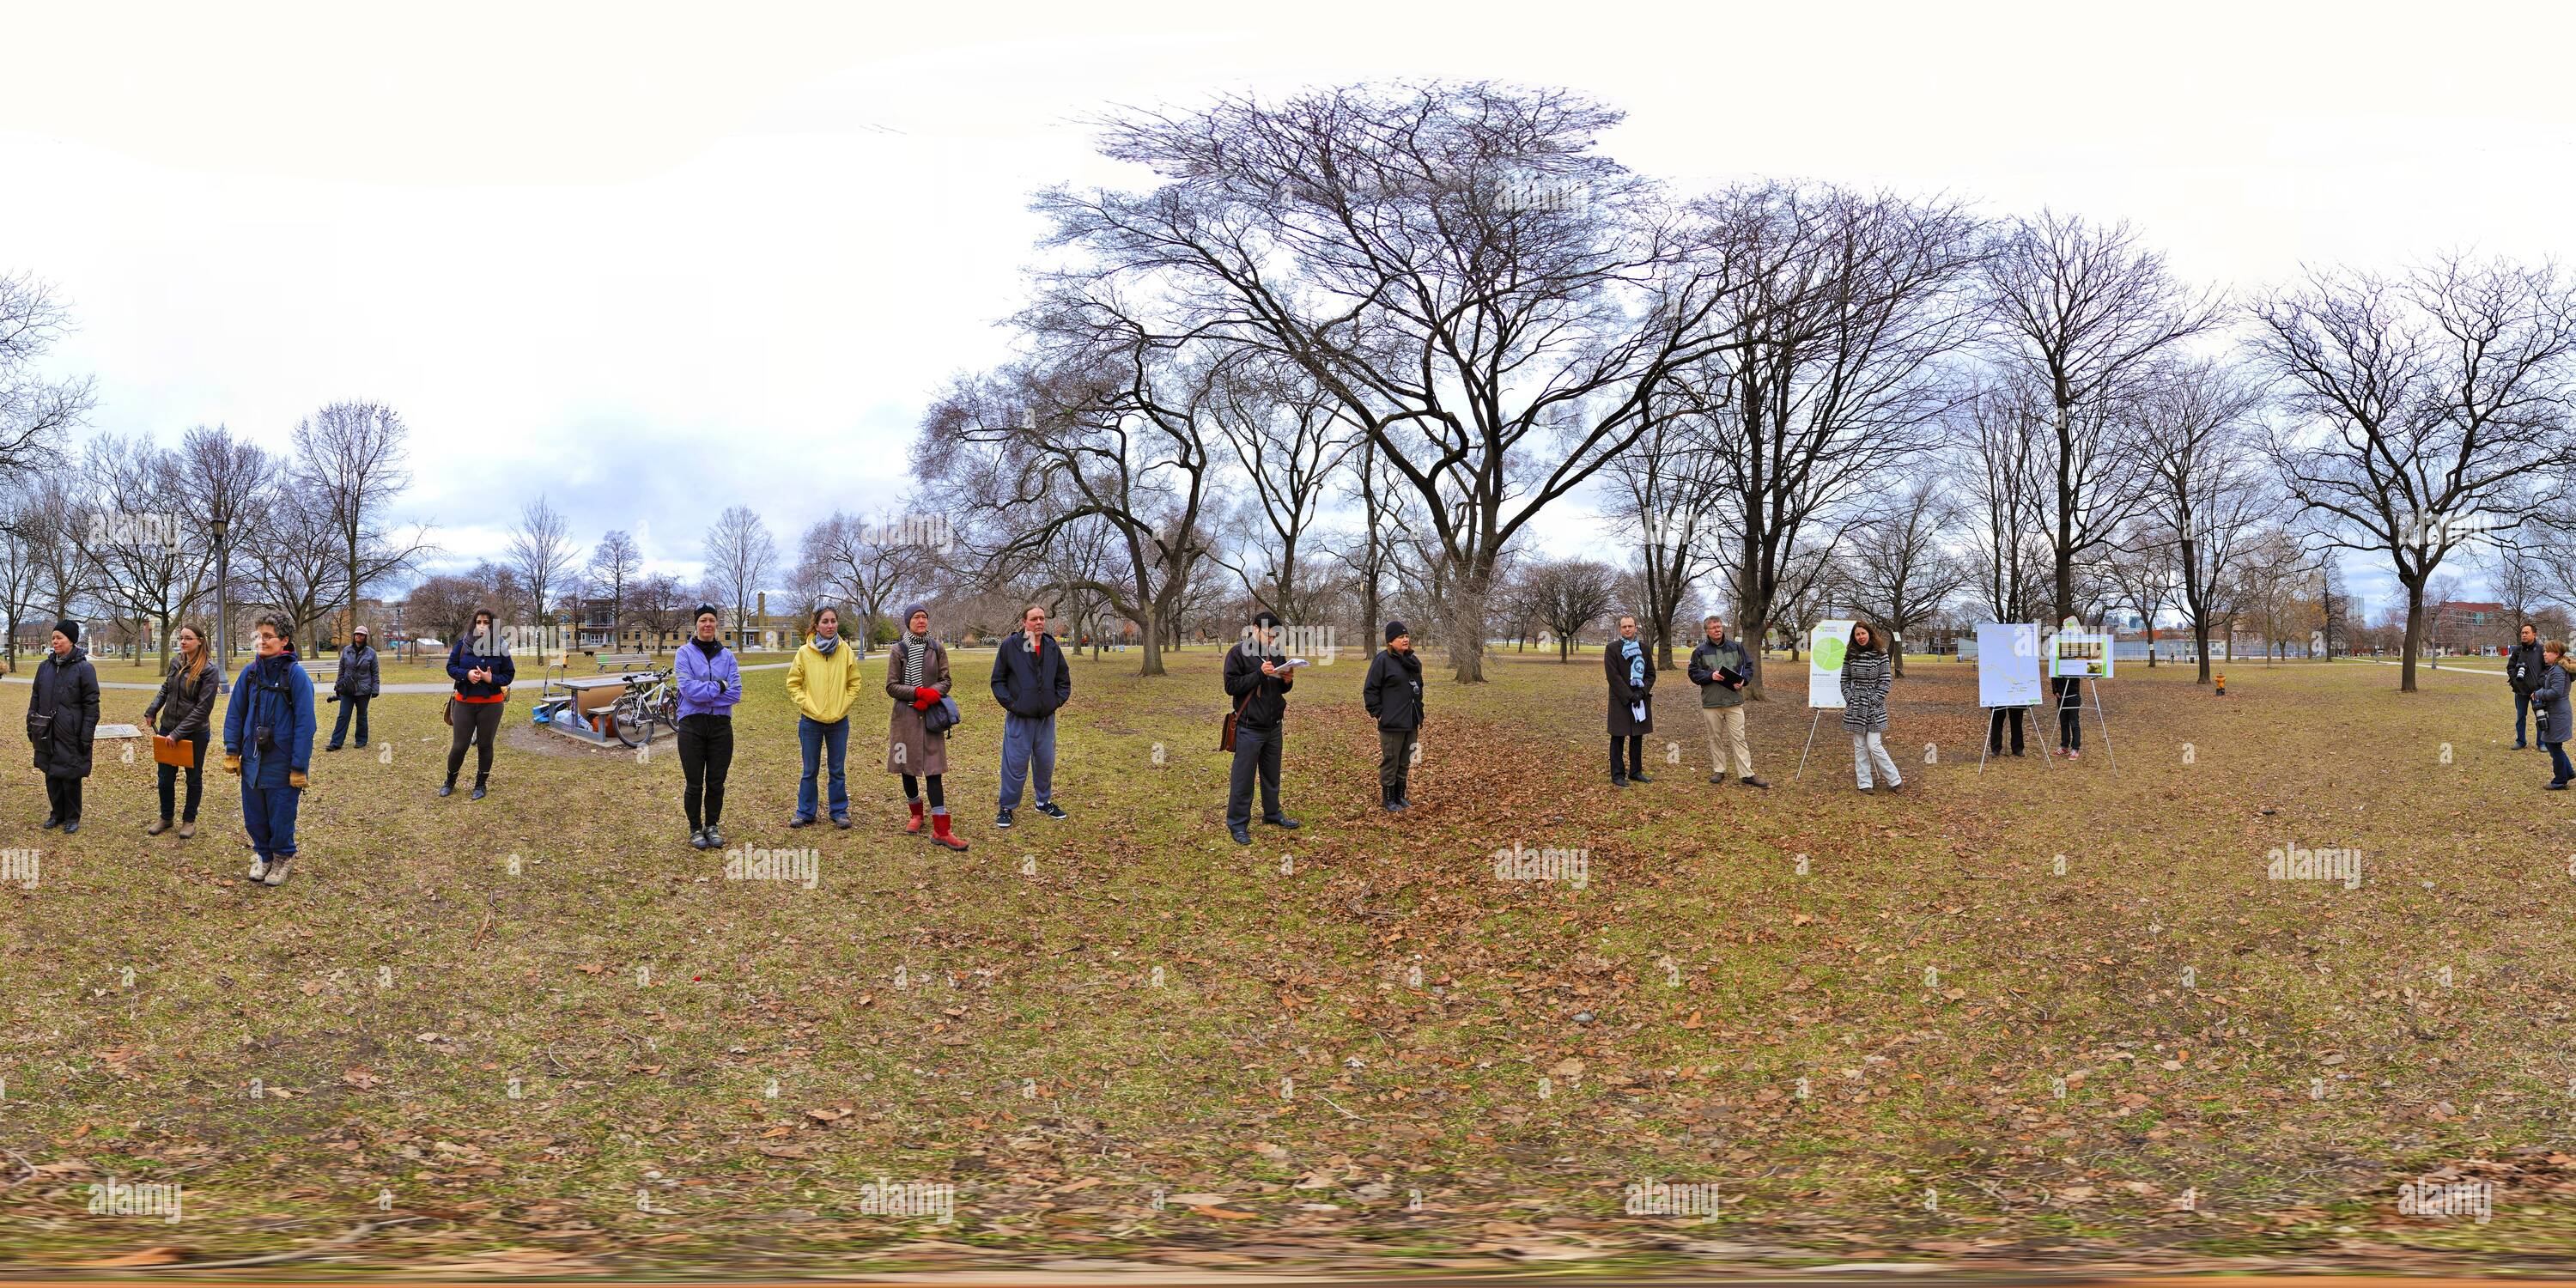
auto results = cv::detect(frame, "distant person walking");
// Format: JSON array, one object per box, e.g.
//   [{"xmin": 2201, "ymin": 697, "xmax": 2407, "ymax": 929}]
[
  {"xmin": 2538, "ymin": 640, "xmax": 2574, "ymax": 789},
  {"xmin": 1363, "ymin": 620, "xmax": 1424, "ymax": 811},
  {"xmin": 1841, "ymin": 621, "xmax": 1900, "ymax": 792},
  {"xmin": 785, "ymin": 605, "xmax": 863, "ymax": 829},
  {"xmin": 989, "ymin": 604, "xmax": 1071, "ymax": 829},
  {"xmin": 441, "ymin": 610, "xmax": 513, "ymax": 799},
  {"xmin": 143, "ymin": 623, "xmax": 221, "ymax": 837},
  {"xmin": 325, "ymin": 625, "xmax": 380, "ymax": 752},
  {"xmin": 2509, "ymin": 623, "xmax": 2544, "ymax": 750},
  {"xmin": 1223, "ymin": 610, "xmax": 1300, "ymax": 845},
  {"xmin": 677, "ymin": 605, "xmax": 744, "ymax": 848},
  {"xmin": 223, "ymin": 613, "xmax": 315, "ymax": 886},
  {"xmin": 27, "ymin": 618, "xmax": 100, "ymax": 833},
  {"xmin": 1605, "ymin": 614, "xmax": 1655, "ymax": 787},
  {"xmin": 1686, "ymin": 615, "xmax": 1766, "ymax": 788},
  {"xmin": 887, "ymin": 604, "xmax": 965, "ymax": 851}
]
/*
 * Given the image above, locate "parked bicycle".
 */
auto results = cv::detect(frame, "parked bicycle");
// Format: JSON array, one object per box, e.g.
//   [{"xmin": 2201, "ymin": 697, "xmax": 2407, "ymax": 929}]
[{"xmin": 609, "ymin": 668, "xmax": 679, "ymax": 748}]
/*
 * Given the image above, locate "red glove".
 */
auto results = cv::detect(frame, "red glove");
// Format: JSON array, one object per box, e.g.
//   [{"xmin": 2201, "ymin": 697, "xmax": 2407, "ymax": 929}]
[{"xmin": 911, "ymin": 686, "xmax": 939, "ymax": 710}]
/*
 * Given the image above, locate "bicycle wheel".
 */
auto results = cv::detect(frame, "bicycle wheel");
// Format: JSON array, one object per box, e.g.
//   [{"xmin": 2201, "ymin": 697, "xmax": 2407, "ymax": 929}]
[{"xmin": 612, "ymin": 695, "xmax": 656, "ymax": 748}]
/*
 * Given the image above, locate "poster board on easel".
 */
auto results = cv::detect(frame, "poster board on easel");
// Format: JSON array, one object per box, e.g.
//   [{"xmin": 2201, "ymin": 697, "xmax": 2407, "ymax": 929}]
[
  {"xmin": 1795, "ymin": 619, "xmax": 1857, "ymax": 779},
  {"xmin": 1975, "ymin": 623, "xmax": 2050, "ymax": 775}
]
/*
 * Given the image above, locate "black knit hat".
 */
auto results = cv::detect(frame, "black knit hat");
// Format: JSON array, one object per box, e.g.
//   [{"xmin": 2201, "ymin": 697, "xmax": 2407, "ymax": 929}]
[
  {"xmin": 1385, "ymin": 619, "xmax": 1409, "ymax": 643},
  {"xmin": 53, "ymin": 619, "xmax": 79, "ymax": 646},
  {"xmin": 693, "ymin": 603, "xmax": 721, "ymax": 623},
  {"xmin": 1252, "ymin": 610, "xmax": 1283, "ymax": 629}
]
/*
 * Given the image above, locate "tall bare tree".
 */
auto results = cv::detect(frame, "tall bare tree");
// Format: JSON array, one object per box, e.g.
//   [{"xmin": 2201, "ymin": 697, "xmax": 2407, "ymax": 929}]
[
  {"xmin": 797, "ymin": 509, "xmax": 927, "ymax": 647},
  {"xmin": 175, "ymin": 423, "xmax": 273, "ymax": 661},
  {"xmin": 1981, "ymin": 211, "xmax": 2225, "ymax": 625},
  {"xmin": 76, "ymin": 433, "xmax": 212, "ymax": 669},
  {"xmin": 1686, "ymin": 183, "xmax": 1987, "ymax": 696},
  {"xmin": 2251, "ymin": 256, "xmax": 2576, "ymax": 690},
  {"xmin": 1209, "ymin": 357, "xmax": 1355, "ymax": 625},
  {"xmin": 702, "ymin": 504, "xmax": 778, "ymax": 645},
  {"xmin": 247, "ymin": 475, "xmax": 343, "ymax": 653},
  {"xmin": 2134, "ymin": 358, "xmax": 2271, "ymax": 682},
  {"xmin": 1838, "ymin": 477, "xmax": 1969, "ymax": 676},
  {"xmin": 507, "ymin": 495, "xmax": 577, "ymax": 632},
  {"xmin": 587, "ymin": 530, "xmax": 643, "ymax": 640},
  {"xmin": 1955, "ymin": 376, "xmax": 2052, "ymax": 624},
  {"xmin": 292, "ymin": 400, "xmax": 429, "ymax": 643},
  {"xmin": 1044, "ymin": 82, "xmax": 1768, "ymax": 681},
  {"xmin": 1528, "ymin": 558, "xmax": 1620, "ymax": 662},
  {"xmin": 1609, "ymin": 397, "xmax": 1729, "ymax": 672}
]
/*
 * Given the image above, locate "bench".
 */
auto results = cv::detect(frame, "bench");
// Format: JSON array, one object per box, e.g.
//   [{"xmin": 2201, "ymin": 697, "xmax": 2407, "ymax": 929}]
[{"xmin": 592, "ymin": 652, "xmax": 653, "ymax": 673}]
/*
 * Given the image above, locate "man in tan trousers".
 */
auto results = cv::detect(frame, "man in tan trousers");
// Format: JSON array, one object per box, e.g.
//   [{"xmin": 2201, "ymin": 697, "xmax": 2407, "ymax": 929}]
[{"xmin": 1686, "ymin": 615, "xmax": 1769, "ymax": 788}]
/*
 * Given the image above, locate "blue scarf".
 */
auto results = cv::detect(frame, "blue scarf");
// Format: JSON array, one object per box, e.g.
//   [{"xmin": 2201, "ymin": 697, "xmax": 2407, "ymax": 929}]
[
  {"xmin": 811, "ymin": 634, "xmax": 839, "ymax": 657},
  {"xmin": 1621, "ymin": 635, "xmax": 1644, "ymax": 689}
]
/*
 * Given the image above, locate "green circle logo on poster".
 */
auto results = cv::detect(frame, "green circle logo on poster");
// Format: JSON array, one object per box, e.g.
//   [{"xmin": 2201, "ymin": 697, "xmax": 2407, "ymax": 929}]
[{"xmin": 1814, "ymin": 636, "xmax": 1846, "ymax": 671}]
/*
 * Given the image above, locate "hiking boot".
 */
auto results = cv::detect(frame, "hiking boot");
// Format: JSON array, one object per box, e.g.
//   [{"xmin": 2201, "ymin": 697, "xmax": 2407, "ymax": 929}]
[
  {"xmin": 178, "ymin": 819, "xmax": 196, "ymax": 839},
  {"xmin": 704, "ymin": 824, "xmax": 723, "ymax": 849},
  {"xmin": 832, "ymin": 815, "xmax": 850, "ymax": 829},
  {"xmin": 690, "ymin": 827, "xmax": 710, "ymax": 850},
  {"xmin": 260, "ymin": 856, "xmax": 293, "ymax": 887},
  {"xmin": 147, "ymin": 817, "xmax": 173, "ymax": 835},
  {"xmin": 787, "ymin": 815, "xmax": 813, "ymax": 829},
  {"xmin": 247, "ymin": 855, "xmax": 271, "ymax": 882}
]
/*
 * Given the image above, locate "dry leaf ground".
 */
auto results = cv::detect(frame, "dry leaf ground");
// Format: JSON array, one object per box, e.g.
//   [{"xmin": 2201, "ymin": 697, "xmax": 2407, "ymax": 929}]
[{"xmin": 3, "ymin": 647, "xmax": 2573, "ymax": 1276}]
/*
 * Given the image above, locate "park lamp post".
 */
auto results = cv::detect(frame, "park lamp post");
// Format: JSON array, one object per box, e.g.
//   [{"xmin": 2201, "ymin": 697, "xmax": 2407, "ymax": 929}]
[{"xmin": 210, "ymin": 516, "xmax": 228, "ymax": 664}]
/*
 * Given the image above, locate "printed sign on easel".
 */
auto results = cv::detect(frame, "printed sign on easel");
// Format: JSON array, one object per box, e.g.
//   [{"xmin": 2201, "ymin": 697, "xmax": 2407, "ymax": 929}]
[
  {"xmin": 1808, "ymin": 619, "xmax": 1855, "ymax": 708},
  {"xmin": 1977, "ymin": 623, "xmax": 2044, "ymax": 708},
  {"xmin": 2050, "ymin": 631, "xmax": 2114, "ymax": 680}
]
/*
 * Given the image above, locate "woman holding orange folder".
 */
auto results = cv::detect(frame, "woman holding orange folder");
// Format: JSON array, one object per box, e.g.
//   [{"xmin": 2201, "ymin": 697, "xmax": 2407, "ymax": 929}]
[{"xmin": 143, "ymin": 624, "xmax": 222, "ymax": 837}]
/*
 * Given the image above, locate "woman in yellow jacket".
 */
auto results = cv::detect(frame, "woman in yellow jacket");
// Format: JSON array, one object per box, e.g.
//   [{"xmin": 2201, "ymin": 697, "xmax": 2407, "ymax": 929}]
[{"xmin": 785, "ymin": 605, "xmax": 866, "ymax": 829}]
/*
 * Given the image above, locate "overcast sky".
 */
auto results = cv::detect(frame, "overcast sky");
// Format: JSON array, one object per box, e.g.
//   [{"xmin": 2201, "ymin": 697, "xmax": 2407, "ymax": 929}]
[{"xmin": 6, "ymin": 0, "xmax": 2572, "ymax": 616}]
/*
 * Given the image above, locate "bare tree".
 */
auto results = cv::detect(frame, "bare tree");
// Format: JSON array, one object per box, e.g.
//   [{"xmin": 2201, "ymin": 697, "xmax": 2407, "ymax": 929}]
[
  {"xmin": 587, "ymin": 530, "xmax": 643, "ymax": 635},
  {"xmin": 1045, "ymin": 82, "xmax": 1771, "ymax": 682},
  {"xmin": 2134, "ymin": 358, "xmax": 2271, "ymax": 682},
  {"xmin": 1686, "ymin": 182, "xmax": 1988, "ymax": 697},
  {"xmin": 920, "ymin": 297, "xmax": 1218, "ymax": 678},
  {"xmin": 292, "ymin": 400, "xmax": 430, "ymax": 642},
  {"xmin": 2098, "ymin": 532, "xmax": 2174, "ymax": 668},
  {"xmin": 1955, "ymin": 377, "xmax": 2052, "ymax": 625},
  {"xmin": 175, "ymin": 424, "xmax": 273, "ymax": 661},
  {"xmin": 1982, "ymin": 210, "xmax": 2226, "ymax": 625},
  {"xmin": 507, "ymin": 495, "xmax": 577, "ymax": 630},
  {"xmin": 247, "ymin": 476, "xmax": 343, "ymax": 653},
  {"xmin": 0, "ymin": 270, "xmax": 96, "ymax": 477},
  {"xmin": 2251, "ymin": 256, "xmax": 2576, "ymax": 690},
  {"xmin": 702, "ymin": 504, "xmax": 778, "ymax": 643},
  {"xmin": 630, "ymin": 571, "xmax": 690, "ymax": 653},
  {"xmin": 796, "ymin": 510, "xmax": 926, "ymax": 648},
  {"xmin": 1838, "ymin": 477, "xmax": 1969, "ymax": 676},
  {"xmin": 75, "ymin": 433, "xmax": 212, "ymax": 670},
  {"xmin": 1609, "ymin": 399, "xmax": 1728, "ymax": 672},
  {"xmin": 1528, "ymin": 558, "xmax": 1620, "ymax": 661},
  {"xmin": 1209, "ymin": 357, "xmax": 1356, "ymax": 624}
]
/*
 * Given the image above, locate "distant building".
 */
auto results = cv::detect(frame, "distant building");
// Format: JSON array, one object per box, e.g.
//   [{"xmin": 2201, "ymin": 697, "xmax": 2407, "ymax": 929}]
[{"xmin": 2424, "ymin": 600, "xmax": 2507, "ymax": 653}]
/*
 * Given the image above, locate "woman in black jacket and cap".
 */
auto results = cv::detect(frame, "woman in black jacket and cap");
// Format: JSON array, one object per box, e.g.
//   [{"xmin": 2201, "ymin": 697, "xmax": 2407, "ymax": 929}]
[
  {"xmin": 27, "ymin": 618, "xmax": 100, "ymax": 833},
  {"xmin": 143, "ymin": 623, "xmax": 222, "ymax": 837}
]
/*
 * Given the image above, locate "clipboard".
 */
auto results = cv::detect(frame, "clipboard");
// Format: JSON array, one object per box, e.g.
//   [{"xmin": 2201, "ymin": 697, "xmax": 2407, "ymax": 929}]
[{"xmin": 152, "ymin": 734, "xmax": 200, "ymax": 769}]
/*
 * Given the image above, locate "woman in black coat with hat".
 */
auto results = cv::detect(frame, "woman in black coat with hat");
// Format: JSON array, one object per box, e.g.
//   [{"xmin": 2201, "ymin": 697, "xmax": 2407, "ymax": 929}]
[{"xmin": 27, "ymin": 619, "xmax": 100, "ymax": 833}]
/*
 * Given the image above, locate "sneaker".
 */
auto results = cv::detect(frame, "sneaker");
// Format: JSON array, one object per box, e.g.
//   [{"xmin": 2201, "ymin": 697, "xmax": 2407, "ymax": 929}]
[
  {"xmin": 246, "ymin": 856, "xmax": 271, "ymax": 882},
  {"xmin": 689, "ymin": 827, "xmax": 710, "ymax": 850},
  {"xmin": 1885, "ymin": 780, "xmax": 1905, "ymax": 792},
  {"xmin": 788, "ymin": 815, "xmax": 813, "ymax": 829},
  {"xmin": 705, "ymin": 825, "xmax": 724, "ymax": 848},
  {"xmin": 996, "ymin": 809, "xmax": 1015, "ymax": 829},
  {"xmin": 1707, "ymin": 773, "xmax": 1728, "ymax": 785},
  {"xmin": 1740, "ymin": 775, "xmax": 1771, "ymax": 789},
  {"xmin": 1229, "ymin": 823, "xmax": 1253, "ymax": 846},
  {"xmin": 1857, "ymin": 784, "xmax": 1874, "ymax": 793},
  {"xmin": 832, "ymin": 816, "xmax": 851, "ymax": 829},
  {"xmin": 147, "ymin": 817, "xmax": 173, "ymax": 835},
  {"xmin": 178, "ymin": 820, "xmax": 196, "ymax": 839},
  {"xmin": 259, "ymin": 856, "xmax": 293, "ymax": 887},
  {"xmin": 2068, "ymin": 750, "xmax": 2081, "ymax": 760},
  {"xmin": 1034, "ymin": 801, "xmax": 1066, "ymax": 820}
]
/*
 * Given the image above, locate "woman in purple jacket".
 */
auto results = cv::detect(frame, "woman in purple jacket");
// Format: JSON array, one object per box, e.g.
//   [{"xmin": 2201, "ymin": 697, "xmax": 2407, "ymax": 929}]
[{"xmin": 676, "ymin": 604, "xmax": 744, "ymax": 850}]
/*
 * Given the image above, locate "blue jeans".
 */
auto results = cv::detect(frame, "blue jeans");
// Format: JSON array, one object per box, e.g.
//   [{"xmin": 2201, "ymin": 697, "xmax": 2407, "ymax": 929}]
[
  {"xmin": 999, "ymin": 712, "xmax": 1056, "ymax": 810},
  {"xmin": 2517, "ymin": 693, "xmax": 2533, "ymax": 745},
  {"xmin": 795, "ymin": 716, "xmax": 848, "ymax": 822},
  {"xmin": 242, "ymin": 781, "xmax": 301, "ymax": 858},
  {"xmin": 329, "ymin": 696, "xmax": 369, "ymax": 749}
]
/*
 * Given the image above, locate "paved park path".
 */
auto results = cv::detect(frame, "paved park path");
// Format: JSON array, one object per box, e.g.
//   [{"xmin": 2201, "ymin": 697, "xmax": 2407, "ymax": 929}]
[{"xmin": 0, "ymin": 659, "xmax": 792, "ymax": 693}]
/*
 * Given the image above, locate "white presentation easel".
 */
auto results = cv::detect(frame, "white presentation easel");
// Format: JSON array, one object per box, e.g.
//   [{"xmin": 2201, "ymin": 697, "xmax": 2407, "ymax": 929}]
[
  {"xmin": 1795, "ymin": 707, "xmax": 1827, "ymax": 780},
  {"xmin": 1976, "ymin": 700, "xmax": 2055, "ymax": 775}
]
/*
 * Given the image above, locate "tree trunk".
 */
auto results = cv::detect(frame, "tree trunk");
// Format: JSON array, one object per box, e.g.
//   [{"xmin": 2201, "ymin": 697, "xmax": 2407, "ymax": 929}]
[
  {"xmin": 2398, "ymin": 579, "xmax": 2424, "ymax": 693},
  {"xmin": 1443, "ymin": 561, "xmax": 1492, "ymax": 683},
  {"xmin": 1137, "ymin": 606, "xmax": 1166, "ymax": 677}
]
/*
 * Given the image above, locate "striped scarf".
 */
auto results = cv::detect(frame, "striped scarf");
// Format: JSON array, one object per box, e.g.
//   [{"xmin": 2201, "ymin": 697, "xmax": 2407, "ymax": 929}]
[{"xmin": 902, "ymin": 635, "xmax": 927, "ymax": 688}]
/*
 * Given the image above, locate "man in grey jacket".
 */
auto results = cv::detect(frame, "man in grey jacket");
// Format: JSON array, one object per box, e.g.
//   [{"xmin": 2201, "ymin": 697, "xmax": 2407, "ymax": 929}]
[
  {"xmin": 1686, "ymin": 616, "xmax": 1768, "ymax": 788},
  {"xmin": 325, "ymin": 625, "xmax": 380, "ymax": 752}
]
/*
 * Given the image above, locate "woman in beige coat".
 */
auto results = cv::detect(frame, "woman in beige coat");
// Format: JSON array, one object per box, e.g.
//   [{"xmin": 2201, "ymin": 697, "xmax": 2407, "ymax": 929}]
[{"xmin": 885, "ymin": 604, "xmax": 963, "ymax": 850}]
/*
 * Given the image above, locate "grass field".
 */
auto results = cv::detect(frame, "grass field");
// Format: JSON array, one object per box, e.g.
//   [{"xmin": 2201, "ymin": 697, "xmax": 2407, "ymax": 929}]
[{"xmin": 5, "ymin": 645, "xmax": 2574, "ymax": 1277}]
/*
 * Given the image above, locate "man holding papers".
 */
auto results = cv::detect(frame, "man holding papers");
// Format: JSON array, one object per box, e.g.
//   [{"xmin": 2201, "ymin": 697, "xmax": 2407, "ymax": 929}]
[{"xmin": 1687, "ymin": 615, "xmax": 1768, "ymax": 788}]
